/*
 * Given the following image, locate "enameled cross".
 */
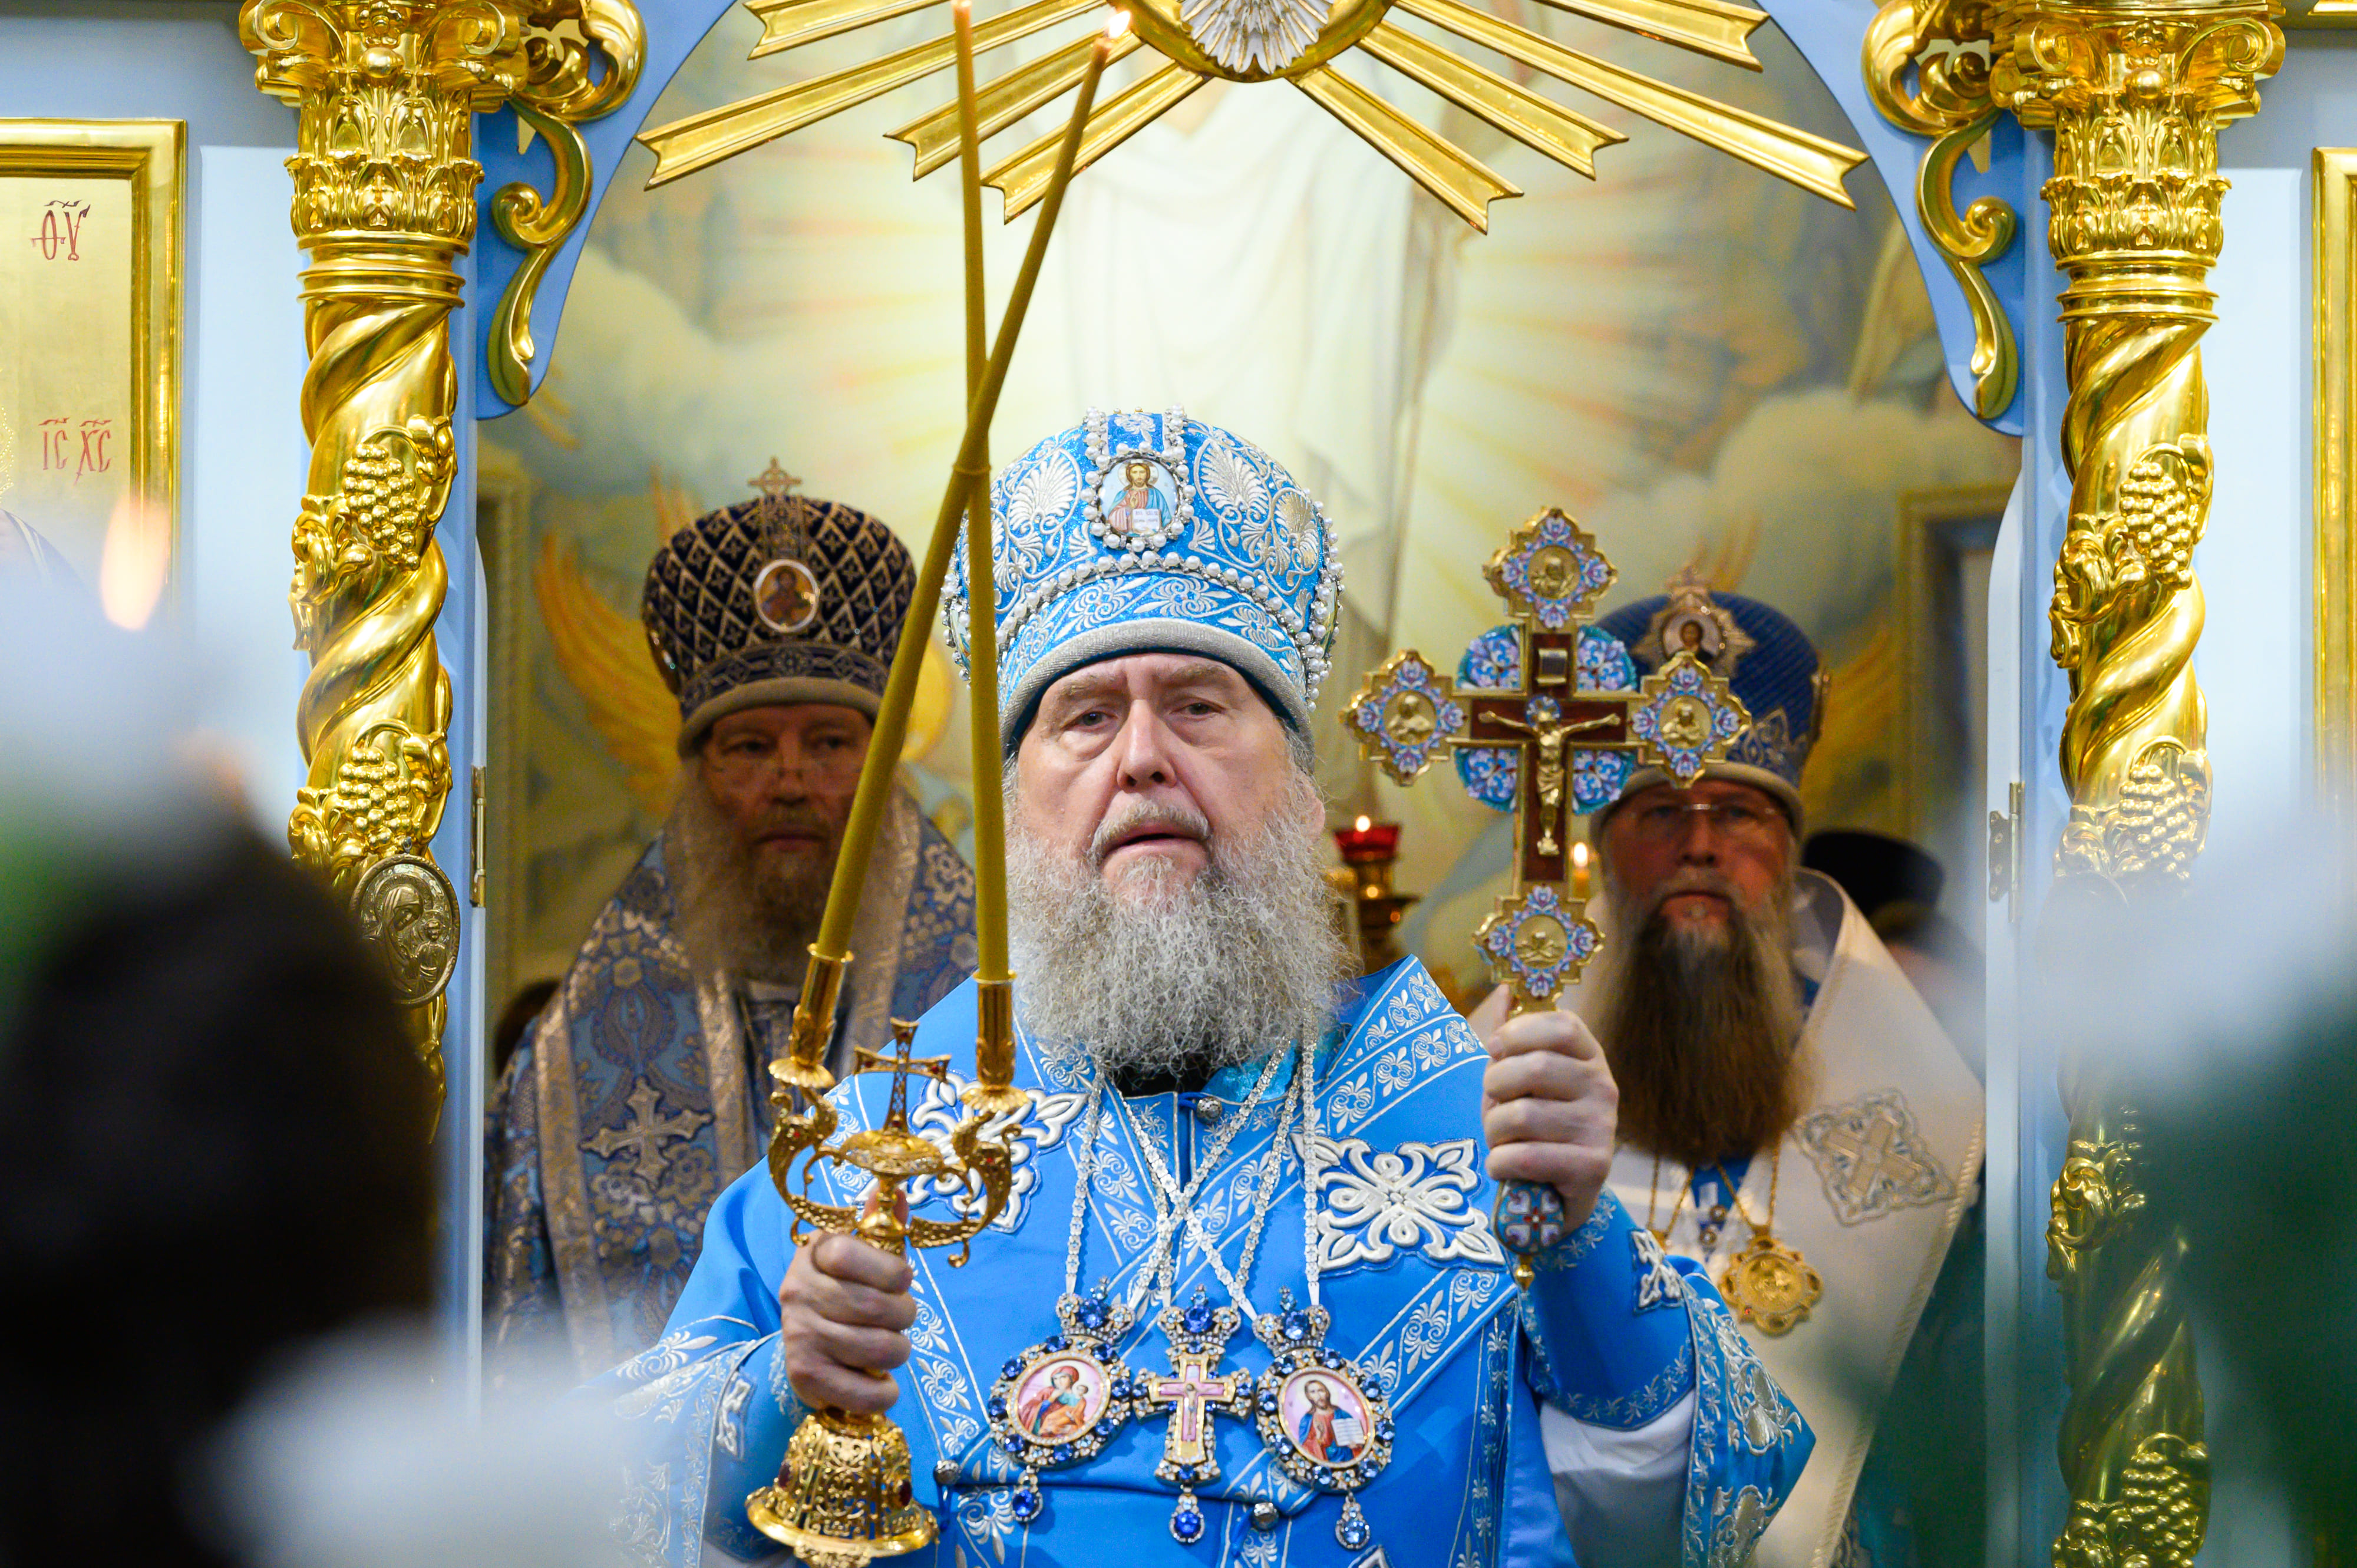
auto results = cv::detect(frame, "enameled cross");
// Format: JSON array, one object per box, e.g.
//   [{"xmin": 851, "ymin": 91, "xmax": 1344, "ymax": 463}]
[
  {"xmin": 1342, "ymin": 508, "xmax": 1751, "ymax": 1018},
  {"xmin": 1140, "ymin": 1292, "xmax": 1253, "ymax": 1483},
  {"xmin": 851, "ymin": 1018, "xmax": 952, "ymax": 1136},
  {"xmin": 1150, "ymin": 1350, "xmax": 1242, "ymax": 1467},
  {"xmin": 587, "ymin": 1080, "xmax": 709, "ymax": 1180}
]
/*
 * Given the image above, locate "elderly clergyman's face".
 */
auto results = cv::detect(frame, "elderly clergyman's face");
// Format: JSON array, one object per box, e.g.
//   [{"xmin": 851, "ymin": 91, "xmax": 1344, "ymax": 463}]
[
  {"xmin": 1015, "ymin": 653, "xmax": 1302, "ymax": 902},
  {"xmin": 1006, "ymin": 653, "xmax": 1349, "ymax": 1087},
  {"xmin": 667, "ymin": 702, "xmax": 872, "ymax": 982},
  {"xmin": 1588, "ymin": 778, "xmax": 1804, "ymax": 1168}
]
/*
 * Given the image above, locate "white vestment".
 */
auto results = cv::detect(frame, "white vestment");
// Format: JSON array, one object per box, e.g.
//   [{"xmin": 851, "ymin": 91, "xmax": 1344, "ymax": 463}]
[{"xmin": 1568, "ymin": 869, "xmax": 1984, "ymax": 1568}]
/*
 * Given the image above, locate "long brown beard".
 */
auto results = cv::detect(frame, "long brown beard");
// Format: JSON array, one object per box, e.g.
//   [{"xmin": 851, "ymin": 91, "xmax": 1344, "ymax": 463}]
[
  {"xmin": 665, "ymin": 765, "xmax": 834, "ymax": 985},
  {"xmin": 1590, "ymin": 866, "xmax": 1804, "ymax": 1169}
]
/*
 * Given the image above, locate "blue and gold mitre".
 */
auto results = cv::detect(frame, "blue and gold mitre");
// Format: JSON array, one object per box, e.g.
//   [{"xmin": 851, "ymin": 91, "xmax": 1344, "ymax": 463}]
[
  {"xmin": 946, "ymin": 408, "xmax": 1342, "ymax": 751},
  {"xmin": 642, "ymin": 463, "xmax": 916, "ymax": 751},
  {"xmin": 1596, "ymin": 572, "xmax": 1825, "ymax": 823}
]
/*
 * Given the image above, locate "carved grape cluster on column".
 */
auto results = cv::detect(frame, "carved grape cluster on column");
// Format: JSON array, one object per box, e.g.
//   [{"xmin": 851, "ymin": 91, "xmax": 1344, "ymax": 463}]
[{"xmin": 241, "ymin": 0, "xmax": 641, "ymax": 1117}]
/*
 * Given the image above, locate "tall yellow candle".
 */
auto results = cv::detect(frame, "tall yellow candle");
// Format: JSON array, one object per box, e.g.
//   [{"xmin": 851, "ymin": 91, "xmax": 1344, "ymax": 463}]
[
  {"xmin": 790, "ymin": 9, "xmax": 1124, "ymax": 1085},
  {"xmin": 952, "ymin": 0, "xmax": 1010, "ymax": 986}
]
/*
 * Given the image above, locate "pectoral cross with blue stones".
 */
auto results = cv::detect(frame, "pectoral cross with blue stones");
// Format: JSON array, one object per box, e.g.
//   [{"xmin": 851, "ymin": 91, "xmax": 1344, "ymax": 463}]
[
  {"xmin": 1343, "ymin": 507, "xmax": 1749, "ymax": 1018},
  {"xmin": 1342, "ymin": 510, "xmax": 1748, "ymax": 1288},
  {"xmin": 1137, "ymin": 1290, "xmax": 1255, "ymax": 1545}
]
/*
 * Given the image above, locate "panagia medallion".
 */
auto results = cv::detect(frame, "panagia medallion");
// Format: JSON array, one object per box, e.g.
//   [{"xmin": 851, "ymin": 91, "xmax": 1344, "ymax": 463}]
[
  {"xmin": 988, "ymin": 1286, "xmax": 1140, "ymax": 1525},
  {"xmin": 1252, "ymin": 1289, "xmax": 1395, "ymax": 1552},
  {"xmin": 1718, "ymin": 1233, "xmax": 1823, "ymax": 1337}
]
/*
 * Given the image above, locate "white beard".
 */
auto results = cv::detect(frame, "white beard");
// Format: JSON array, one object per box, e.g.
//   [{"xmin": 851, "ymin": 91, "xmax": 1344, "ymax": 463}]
[{"xmin": 1006, "ymin": 766, "xmax": 1350, "ymax": 1088}]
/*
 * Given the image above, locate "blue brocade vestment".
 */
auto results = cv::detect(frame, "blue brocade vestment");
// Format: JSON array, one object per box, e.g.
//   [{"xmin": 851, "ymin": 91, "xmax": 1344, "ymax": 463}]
[
  {"xmin": 596, "ymin": 959, "xmax": 1811, "ymax": 1567},
  {"xmin": 490, "ymin": 790, "xmax": 978, "ymax": 1378}
]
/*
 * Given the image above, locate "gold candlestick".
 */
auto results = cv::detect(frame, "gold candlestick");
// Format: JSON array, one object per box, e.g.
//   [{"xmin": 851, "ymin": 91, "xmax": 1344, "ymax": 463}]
[
  {"xmin": 746, "ymin": 1022, "xmax": 1024, "ymax": 1564},
  {"xmin": 752, "ymin": 23, "xmax": 1124, "ymax": 1560}
]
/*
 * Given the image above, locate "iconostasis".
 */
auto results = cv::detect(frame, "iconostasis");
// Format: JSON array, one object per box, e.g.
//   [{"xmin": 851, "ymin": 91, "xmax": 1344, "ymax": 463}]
[{"xmin": 481, "ymin": 1, "xmax": 2018, "ymax": 1008}]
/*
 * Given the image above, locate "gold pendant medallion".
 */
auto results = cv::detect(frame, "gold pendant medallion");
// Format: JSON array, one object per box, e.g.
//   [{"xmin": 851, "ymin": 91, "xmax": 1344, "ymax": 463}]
[{"xmin": 1718, "ymin": 1233, "xmax": 1822, "ymax": 1336}]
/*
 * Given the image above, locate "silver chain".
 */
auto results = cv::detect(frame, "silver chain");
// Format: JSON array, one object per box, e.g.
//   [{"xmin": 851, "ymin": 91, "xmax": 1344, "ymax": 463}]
[
  {"xmin": 1058, "ymin": 1045, "xmax": 1286, "ymax": 1308},
  {"xmin": 1299, "ymin": 1036, "xmax": 1326, "ymax": 1309},
  {"xmin": 1132, "ymin": 1043, "xmax": 1306, "ymax": 1314},
  {"xmin": 1061, "ymin": 1071, "xmax": 1110, "ymax": 1299},
  {"xmin": 1124, "ymin": 1046, "xmax": 1289, "ymax": 1309}
]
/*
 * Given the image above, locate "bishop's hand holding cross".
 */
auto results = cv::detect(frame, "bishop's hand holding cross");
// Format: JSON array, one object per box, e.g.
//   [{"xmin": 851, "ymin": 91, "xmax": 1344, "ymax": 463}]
[{"xmin": 1341, "ymin": 507, "xmax": 1749, "ymax": 1283}]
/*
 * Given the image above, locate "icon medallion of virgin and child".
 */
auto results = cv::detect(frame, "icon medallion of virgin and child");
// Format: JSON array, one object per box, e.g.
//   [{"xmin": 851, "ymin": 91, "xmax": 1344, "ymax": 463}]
[{"xmin": 1012, "ymin": 1354, "xmax": 1113, "ymax": 1444}]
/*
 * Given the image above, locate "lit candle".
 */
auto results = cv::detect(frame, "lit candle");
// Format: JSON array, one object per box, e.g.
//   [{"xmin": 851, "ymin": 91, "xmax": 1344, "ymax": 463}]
[
  {"xmin": 1335, "ymin": 816, "xmax": 1402, "ymax": 864},
  {"xmin": 1571, "ymin": 840, "xmax": 1592, "ymax": 902},
  {"xmin": 953, "ymin": 0, "xmax": 1009, "ymax": 986},
  {"xmin": 952, "ymin": 0, "xmax": 986, "ymax": 397},
  {"xmin": 805, "ymin": 6, "xmax": 1118, "ymax": 962}
]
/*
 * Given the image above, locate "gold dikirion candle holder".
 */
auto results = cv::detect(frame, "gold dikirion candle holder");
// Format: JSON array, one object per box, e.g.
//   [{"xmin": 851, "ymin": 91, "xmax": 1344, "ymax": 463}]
[{"xmin": 745, "ymin": 1015, "xmax": 1023, "ymax": 1565}]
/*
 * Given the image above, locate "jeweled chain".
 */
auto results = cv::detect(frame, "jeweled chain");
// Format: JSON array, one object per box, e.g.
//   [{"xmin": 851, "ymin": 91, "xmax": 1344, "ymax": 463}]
[
  {"xmin": 1062, "ymin": 1070, "xmax": 1111, "ymax": 1298},
  {"xmin": 1299, "ymin": 1036, "xmax": 1328, "ymax": 1308},
  {"xmin": 1058, "ymin": 1044, "xmax": 1286, "ymax": 1308},
  {"xmin": 1132, "ymin": 1042, "xmax": 1306, "ymax": 1313},
  {"xmin": 1123, "ymin": 1045, "xmax": 1290, "ymax": 1309}
]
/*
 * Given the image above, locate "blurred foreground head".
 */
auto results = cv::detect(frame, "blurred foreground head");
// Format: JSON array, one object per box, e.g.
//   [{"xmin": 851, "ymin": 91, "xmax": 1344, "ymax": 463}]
[{"xmin": 0, "ymin": 588, "xmax": 430, "ymax": 1566}]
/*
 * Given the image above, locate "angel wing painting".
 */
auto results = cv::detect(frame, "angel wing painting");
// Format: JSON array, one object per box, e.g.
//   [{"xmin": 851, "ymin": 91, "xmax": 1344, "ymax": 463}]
[{"xmin": 534, "ymin": 532, "xmax": 681, "ymax": 820}]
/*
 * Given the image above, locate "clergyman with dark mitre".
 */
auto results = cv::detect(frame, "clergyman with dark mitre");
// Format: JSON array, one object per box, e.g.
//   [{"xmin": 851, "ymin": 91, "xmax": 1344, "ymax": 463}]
[
  {"xmin": 1490, "ymin": 576, "xmax": 1983, "ymax": 1568},
  {"xmin": 596, "ymin": 411, "xmax": 1811, "ymax": 1568},
  {"xmin": 486, "ymin": 479, "xmax": 976, "ymax": 1381}
]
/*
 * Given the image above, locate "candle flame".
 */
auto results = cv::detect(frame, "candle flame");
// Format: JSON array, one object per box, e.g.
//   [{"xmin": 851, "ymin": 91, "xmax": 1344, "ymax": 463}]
[
  {"xmin": 1354, "ymin": 815, "xmax": 1371, "ymax": 833},
  {"xmin": 98, "ymin": 494, "xmax": 167, "ymax": 630},
  {"xmin": 1572, "ymin": 842, "xmax": 1589, "ymax": 869},
  {"xmin": 1104, "ymin": 8, "xmax": 1131, "ymax": 39}
]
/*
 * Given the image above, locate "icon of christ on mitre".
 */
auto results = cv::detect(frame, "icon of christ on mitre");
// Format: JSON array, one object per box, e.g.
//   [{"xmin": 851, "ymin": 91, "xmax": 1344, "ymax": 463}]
[{"xmin": 591, "ymin": 410, "xmax": 1813, "ymax": 1567}]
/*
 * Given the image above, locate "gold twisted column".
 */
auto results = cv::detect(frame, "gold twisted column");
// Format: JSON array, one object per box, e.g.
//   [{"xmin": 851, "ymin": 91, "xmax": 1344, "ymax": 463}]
[
  {"xmin": 241, "ymin": 0, "xmax": 641, "ymax": 1117},
  {"xmin": 1980, "ymin": 2, "xmax": 2280, "ymax": 1564},
  {"xmin": 2045, "ymin": 1095, "xmax": 2207, "ymax": 1568},
  {"xmin": 1995, "ymin": 0, "xmax": 2280, "ymax": 890}
]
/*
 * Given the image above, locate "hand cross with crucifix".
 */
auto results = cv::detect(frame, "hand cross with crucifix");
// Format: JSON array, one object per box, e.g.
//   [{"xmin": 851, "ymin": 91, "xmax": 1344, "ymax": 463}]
[{"xmin": 1342, "ymin": 508, "xmax": 1751, "ymax": 1018}]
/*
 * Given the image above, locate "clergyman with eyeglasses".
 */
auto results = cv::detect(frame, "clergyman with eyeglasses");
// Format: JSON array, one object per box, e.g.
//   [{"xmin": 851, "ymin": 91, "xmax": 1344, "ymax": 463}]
[
  {"xmin": 1475, "ymin": 576, "xmax": 1985, "ymax": 1568},
  {"xmin": 484, "ymin": 484, "xmax": 977, "ymax": 1385}
]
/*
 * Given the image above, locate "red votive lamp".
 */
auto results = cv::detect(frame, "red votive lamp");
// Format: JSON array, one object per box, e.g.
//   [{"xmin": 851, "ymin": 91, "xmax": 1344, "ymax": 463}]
[{"xmin": 1335, "ymin": 814, "xmax": 1402, "ymax": 864}]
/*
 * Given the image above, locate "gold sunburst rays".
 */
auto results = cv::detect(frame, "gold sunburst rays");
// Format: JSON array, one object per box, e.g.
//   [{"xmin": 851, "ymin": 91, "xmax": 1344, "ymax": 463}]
[{"xmin": 639, "ymin": 0, "xmax": 1868, "ymax": 231}]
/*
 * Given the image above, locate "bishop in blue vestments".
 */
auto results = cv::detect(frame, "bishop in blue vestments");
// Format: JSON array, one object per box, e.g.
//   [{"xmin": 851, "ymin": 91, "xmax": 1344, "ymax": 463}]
[
  {"xmin": 488, "ymin": 483, "xmax": 978, "ymax": 1381},
  {"xmin": 594, "ymin": 412, "xmax": 1810, "ymax": 1567}
]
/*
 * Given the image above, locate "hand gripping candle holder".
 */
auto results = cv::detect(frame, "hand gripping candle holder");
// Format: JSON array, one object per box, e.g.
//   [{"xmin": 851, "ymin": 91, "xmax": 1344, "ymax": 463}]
[{"xmin": 745, "ymin": 1006, "xmax": 1031, "ymax": 1565}]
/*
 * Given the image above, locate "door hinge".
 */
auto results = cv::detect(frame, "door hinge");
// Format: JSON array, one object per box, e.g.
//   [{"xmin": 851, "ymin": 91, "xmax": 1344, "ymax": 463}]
[
  {"xmin": 1988, "ymin": 779, "xmax": 2023, "ymax": 919},
  {"xmin": 469, "ymin": 764, "xmax": 486, "ymax": 908}
]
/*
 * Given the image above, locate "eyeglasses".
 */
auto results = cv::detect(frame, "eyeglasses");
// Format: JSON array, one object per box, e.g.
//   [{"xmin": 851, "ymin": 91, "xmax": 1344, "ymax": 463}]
[{"xmin": 1623, "ymin": 797, "xmax": 1782, "ymax": 845}]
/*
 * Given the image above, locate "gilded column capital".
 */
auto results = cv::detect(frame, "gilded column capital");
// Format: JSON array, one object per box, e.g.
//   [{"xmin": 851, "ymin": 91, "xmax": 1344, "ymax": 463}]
[
  {"xmin": 1990, "ymin": 0, "xmax": 2282, "ymax": 130},
  {"xmin": 239, "ymin": 0, "xmax": 641, "ymax": 1122}
]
